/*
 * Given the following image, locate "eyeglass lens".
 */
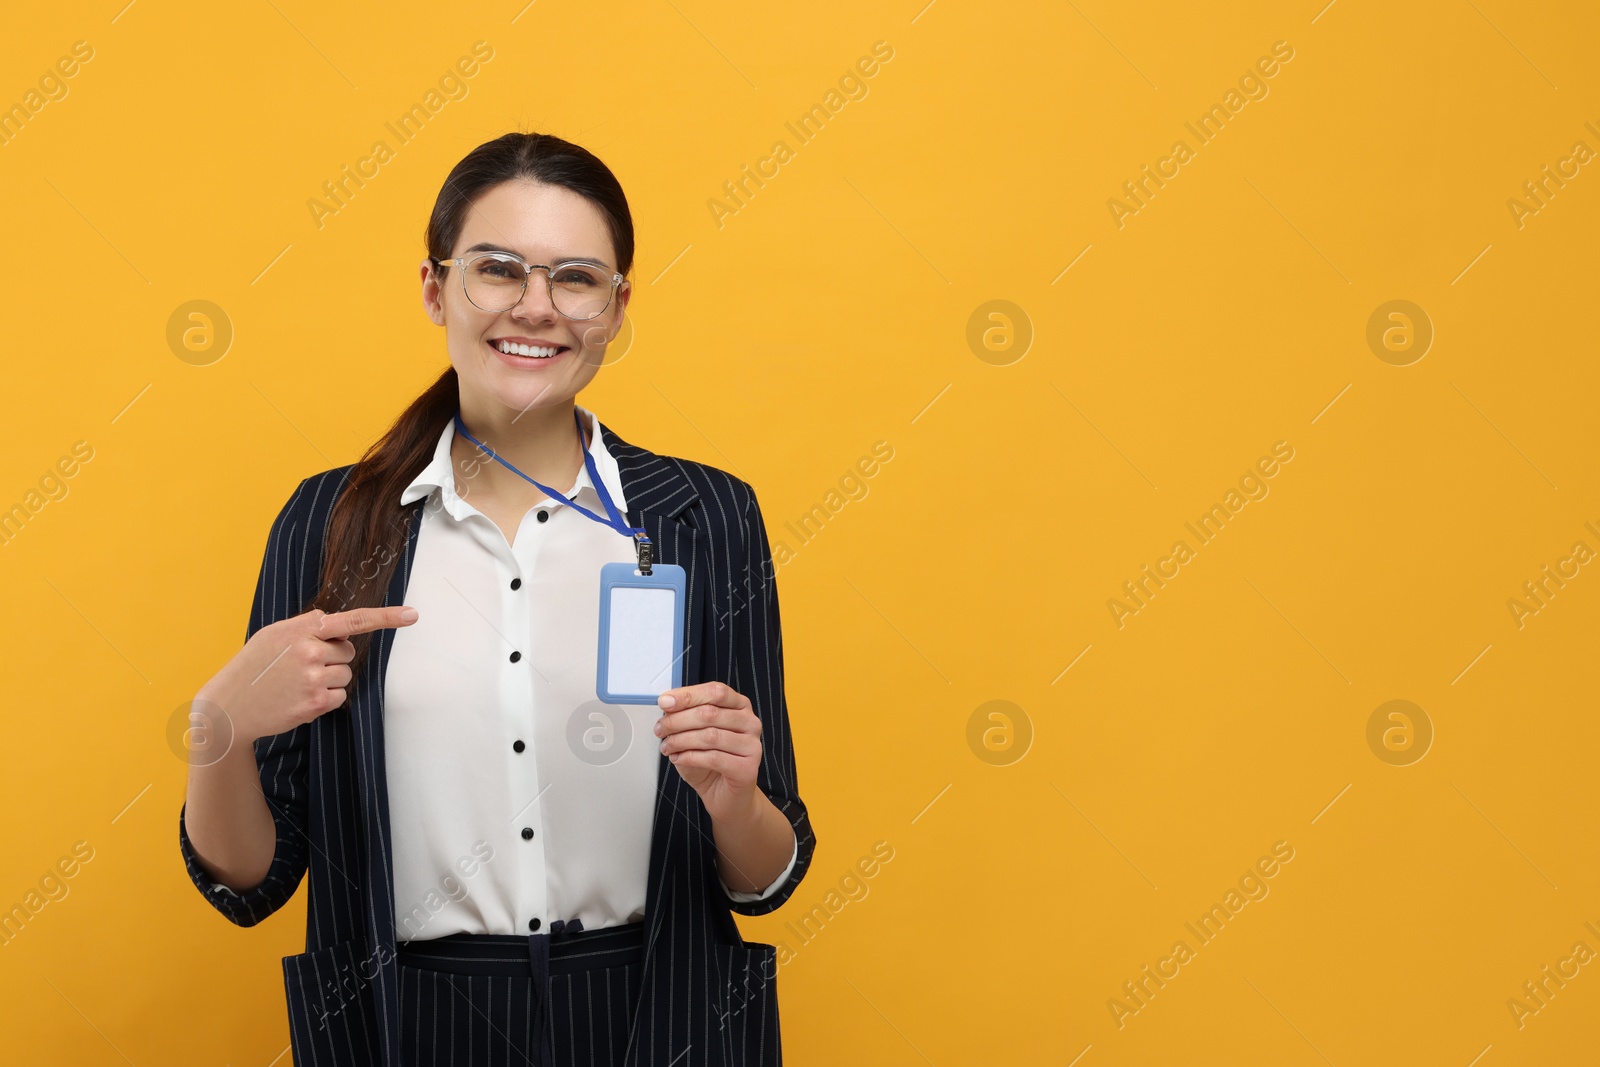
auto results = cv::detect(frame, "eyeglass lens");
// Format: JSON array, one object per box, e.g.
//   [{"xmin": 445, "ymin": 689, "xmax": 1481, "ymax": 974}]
[{"xmin": 462, "ymin": 254, "xmax": 614, "ymax": 319}]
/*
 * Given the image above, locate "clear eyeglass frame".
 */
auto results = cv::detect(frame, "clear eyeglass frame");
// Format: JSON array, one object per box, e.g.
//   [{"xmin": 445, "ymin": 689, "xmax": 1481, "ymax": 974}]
[{"xmin": 429, "ymin": 251, "xmax": 627, "ymax": 320}]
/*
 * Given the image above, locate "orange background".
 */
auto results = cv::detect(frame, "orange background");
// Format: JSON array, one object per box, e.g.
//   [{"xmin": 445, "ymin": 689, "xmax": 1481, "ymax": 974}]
[{"xmin": 1, "ymin": 1, "xmax": 1597, "ymax": 1064}]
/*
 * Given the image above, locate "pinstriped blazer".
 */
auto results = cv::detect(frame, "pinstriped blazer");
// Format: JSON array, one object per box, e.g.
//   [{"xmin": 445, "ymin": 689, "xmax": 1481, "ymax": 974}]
[{"xmin": 177, "ymin": 417, "xmax": 817, "ymax": 1066}]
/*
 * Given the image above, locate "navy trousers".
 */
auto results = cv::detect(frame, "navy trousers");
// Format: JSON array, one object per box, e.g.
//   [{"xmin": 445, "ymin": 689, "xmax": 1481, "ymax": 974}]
[{"xmin": 394, "ymin": 920, "xmax": 645, "ymax": 1066}]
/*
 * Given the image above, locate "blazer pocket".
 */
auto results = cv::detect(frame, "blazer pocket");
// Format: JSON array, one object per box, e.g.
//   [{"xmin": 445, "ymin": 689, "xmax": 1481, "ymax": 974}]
[
  {"xmin": 281, "ymin": 937, "xmax": 385, "ymax": 1066},
  {"xmin": 717, "ymin": 941, "xmax": 782, "ymax": 1066}
]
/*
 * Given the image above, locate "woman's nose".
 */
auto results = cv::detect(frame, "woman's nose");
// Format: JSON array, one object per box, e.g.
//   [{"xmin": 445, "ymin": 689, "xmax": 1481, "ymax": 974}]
[{"xmin": 510, "ymin": 269, "xmax": 559, "ymax": 317}]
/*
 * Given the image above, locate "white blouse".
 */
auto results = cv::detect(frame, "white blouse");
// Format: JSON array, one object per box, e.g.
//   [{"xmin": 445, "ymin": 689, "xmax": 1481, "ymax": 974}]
[{"xmin": 384, "ymin": 405, "xmax": 797, "ymax": 940}]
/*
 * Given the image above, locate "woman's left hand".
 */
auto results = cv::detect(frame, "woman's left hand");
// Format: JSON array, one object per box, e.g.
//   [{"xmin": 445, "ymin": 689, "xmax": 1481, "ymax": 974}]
[{"xmin": 655, "ymin": 681, "xmax": 762, "ymax": 824}]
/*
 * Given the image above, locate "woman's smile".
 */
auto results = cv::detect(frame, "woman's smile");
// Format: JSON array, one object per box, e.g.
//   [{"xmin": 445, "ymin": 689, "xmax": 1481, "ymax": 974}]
[{"xmin": 487, "ymin": 335, "xmax": 571, "ymax": 369}]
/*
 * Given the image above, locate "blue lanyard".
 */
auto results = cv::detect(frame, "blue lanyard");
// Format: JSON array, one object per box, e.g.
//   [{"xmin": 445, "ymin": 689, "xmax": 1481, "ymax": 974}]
[{"xmin": 452, "ymin": 408, "xmax": 655, "ymax": 571}]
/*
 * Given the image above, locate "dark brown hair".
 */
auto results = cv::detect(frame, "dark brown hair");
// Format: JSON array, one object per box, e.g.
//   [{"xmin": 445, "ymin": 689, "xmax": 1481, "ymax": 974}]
[{"xmin": 311, "ymin": 131, "xmax": 635, "ymax": 679}]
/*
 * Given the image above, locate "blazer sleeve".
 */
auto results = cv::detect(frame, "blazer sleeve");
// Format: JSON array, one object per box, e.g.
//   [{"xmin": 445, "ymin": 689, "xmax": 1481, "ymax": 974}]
[
  {"xmin": 177, "ymin": 475, "xmax": 325, "ymax": 927},
  {"xmin": 719, "ymin": 481, "xmax": 816, "ymax": 915}
]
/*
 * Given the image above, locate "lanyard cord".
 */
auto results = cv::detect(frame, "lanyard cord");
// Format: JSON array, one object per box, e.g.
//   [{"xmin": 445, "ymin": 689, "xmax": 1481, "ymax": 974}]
[{"xmin": 451, "ymin": 408, "xmax": 654, "ymax": 572}]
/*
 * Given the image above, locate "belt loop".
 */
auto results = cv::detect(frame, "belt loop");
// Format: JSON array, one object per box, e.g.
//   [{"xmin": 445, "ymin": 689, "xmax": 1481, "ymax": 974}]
[{"xmin": 526, "ymin": 929, "xmax": 550, "ymax": 985}]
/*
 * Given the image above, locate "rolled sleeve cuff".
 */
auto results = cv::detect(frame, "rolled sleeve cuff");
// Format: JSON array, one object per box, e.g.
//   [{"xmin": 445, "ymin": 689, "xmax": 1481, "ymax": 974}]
[{"xmin": 178, "ymin": 801, "xmax": 284, "ymax": 924}]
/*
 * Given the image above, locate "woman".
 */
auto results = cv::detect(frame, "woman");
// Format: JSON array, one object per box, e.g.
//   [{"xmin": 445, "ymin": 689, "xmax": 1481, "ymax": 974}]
[{"xmin": 179, "ymin": 131, "xmax": 815, "ymax": 1067}]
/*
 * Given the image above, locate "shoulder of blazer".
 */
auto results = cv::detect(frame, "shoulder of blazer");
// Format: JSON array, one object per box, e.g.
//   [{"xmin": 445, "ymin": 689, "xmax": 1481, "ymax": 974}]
[
  {"xmin": 599, "ymin": 419, "xmax": 756, "ymax": 529},
  {"xmin": 252, "ymin": 466, "xmax": 357, "ymax": 620},
  {"xmin": 281, "ymin": 464, "xmax": 357, "ymax": 527}
]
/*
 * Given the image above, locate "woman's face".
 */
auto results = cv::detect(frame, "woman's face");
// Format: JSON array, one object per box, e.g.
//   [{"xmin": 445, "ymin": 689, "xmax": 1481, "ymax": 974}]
[{"xmin": 421, "ymin": 179, "xmax": 631, "ymax": 419}]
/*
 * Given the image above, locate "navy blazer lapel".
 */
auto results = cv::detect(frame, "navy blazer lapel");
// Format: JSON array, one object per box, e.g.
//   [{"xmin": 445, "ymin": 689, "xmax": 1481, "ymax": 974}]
[
  {"xmin": 602, "ymin": 420, "xmax": 709, "ymax": 959},
  {"xmin": 355, "ymin": 494, "xmax": 426, "ymax": 1067},
  {"xmin": 633, "ymin": 508, "xmax": 704, "ymax": 957}
]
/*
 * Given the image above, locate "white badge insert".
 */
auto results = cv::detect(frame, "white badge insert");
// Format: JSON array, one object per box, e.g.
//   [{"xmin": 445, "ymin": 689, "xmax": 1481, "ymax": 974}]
[{"xmin": 597, "ymin": 561, "xmax": 688, "ymax": 704}]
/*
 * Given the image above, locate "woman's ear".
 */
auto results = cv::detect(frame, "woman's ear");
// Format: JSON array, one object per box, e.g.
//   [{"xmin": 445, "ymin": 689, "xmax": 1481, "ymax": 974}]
[{"xmin": 420, "ymin": 258, "xmax": 447, "ymax": 326}]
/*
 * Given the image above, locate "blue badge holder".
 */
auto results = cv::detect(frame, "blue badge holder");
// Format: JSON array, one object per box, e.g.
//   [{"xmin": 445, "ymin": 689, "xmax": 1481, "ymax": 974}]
[{"xmin": 596, "ymin": 561, "xmax": 687, "ymax": 704}]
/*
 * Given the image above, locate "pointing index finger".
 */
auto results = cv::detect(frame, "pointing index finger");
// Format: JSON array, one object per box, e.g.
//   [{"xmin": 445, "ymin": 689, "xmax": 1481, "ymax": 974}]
[{"xmin": 315, "ymin": 605, "xmax": 420, "ymax": 639}]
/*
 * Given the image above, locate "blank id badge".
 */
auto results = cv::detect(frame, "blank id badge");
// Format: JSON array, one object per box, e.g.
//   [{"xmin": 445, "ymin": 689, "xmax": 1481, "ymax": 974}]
[{"xmin": 596, "ymin": 561, "xmax": 688, "ymax": 704}]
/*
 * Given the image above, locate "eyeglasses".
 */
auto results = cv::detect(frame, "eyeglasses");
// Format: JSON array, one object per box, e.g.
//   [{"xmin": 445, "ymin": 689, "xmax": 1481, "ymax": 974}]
[{"xmin": 429, "ymin": 251, "xmax": 626, "ymax": 320}]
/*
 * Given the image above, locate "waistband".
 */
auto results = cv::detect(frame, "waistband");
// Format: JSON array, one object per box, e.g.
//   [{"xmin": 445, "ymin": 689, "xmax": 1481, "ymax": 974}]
[{"xmin": 395, "ymin": 919, "xmax": 646, "ymax": 979}]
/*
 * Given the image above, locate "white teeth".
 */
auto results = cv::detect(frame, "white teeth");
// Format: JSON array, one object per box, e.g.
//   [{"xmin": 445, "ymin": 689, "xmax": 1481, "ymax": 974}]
[{"xmin": 494, "ymin": 340, "xmax": 562, "ymax": 358}]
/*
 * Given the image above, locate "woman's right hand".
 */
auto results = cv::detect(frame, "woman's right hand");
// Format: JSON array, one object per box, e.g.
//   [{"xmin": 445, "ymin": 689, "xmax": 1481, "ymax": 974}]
[{"xmin": 195, "ymin": 606, "xmax": 420, "ymax": 748}]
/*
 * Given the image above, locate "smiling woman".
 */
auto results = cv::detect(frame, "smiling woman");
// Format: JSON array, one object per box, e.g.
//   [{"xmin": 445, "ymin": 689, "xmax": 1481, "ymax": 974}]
[{"xmin": 179, "ymin": 131, "xmax": 815, "ymax": 1067}]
